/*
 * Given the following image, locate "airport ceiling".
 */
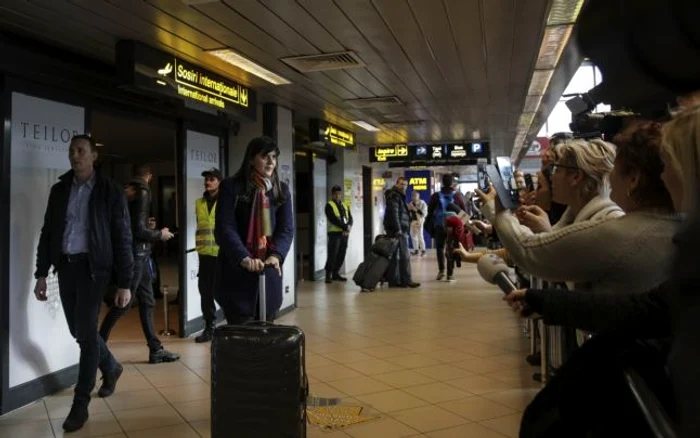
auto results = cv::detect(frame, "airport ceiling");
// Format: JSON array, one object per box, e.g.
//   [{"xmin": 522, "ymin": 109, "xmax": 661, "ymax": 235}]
[{"xmin": 0, "ymin": 0, "xmax": 553, "ymax": 156}]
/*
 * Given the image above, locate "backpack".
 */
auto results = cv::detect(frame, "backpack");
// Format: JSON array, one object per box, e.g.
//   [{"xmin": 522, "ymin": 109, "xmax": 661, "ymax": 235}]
[{"xmin": 434, "ymin": 192, "xmax": 455, "ymax": 229}]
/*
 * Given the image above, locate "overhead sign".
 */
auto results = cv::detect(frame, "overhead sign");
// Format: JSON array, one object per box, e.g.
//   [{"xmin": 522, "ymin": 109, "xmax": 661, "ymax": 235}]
[
  {"xmin": 116, "ymin": 40, "xmax": 256, "ymax": 120},
  {"xmin": 370, "ymin": 142, "xmax": 490, "ymax": 165},
  {"xmin": 324, "ymin": 123, "xmax": 355, "ymax": 148},
  {"xmin": 309, "ymin": 119, "xmax": 356, "ymax": 150},
  {"xmin": 371, "ymin": 144, "xmax": 410, "ymax": 162}
]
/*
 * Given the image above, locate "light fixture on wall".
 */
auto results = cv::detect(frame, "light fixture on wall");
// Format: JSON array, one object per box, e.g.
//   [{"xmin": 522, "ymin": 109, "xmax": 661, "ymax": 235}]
[
  {"xmin": 351, "ymin": 121, "xmax": 380, "ymax": 132},
  {"xmin": 207, "ymin": 48, "xmax": 291, "ymax": 85}
]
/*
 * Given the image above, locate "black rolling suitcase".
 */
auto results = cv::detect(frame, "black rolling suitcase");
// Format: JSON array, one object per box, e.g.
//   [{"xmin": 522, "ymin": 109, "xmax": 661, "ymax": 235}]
[
  {"xmin": 211, "ymin": 269, "xmax": 308, "ymax": 437},
  {"xmin": 353, "ymin": 235, "xmax": 398, "ymax": 291}
]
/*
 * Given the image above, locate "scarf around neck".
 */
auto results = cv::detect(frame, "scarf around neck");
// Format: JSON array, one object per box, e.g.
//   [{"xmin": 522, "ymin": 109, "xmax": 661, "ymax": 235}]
[{"xmin": 246, "ymin": 172, "xmax": 273, "ymax": 259}]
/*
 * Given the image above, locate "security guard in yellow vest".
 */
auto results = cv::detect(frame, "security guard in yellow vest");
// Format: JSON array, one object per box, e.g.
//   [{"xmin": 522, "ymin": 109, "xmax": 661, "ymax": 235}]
[
  {"xmin": 325, "ymin": 185, "xmax": 353, "ymax": 284},
  {"xmin": 194, "ymin": 167, "xmax": 221, "ymax": 343}
]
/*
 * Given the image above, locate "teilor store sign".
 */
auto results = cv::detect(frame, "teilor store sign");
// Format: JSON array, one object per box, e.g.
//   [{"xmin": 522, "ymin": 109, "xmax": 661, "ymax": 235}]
[{"xmin": 116, "ymin": 40, "xmax": 257, "ymax": 120}]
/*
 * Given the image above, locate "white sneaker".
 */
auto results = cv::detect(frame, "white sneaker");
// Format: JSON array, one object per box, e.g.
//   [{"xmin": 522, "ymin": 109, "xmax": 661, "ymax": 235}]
[
  {"xmin": 446, "ymin": 276, "xmax": 455, "ymax": 282},
  {"xmin": 436, "ymin": 272, "xmax": 445, "ymax": 281}
]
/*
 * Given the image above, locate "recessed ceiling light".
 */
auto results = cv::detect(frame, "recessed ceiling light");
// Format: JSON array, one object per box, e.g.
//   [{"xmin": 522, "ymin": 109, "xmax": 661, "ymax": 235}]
[
  {"xmin": 207, "ymin": 48, "xmax": 291, "ymax": 86},
  {"xmin": 351, "ymin": 121, "xmax": 380, "ymax": 132}
]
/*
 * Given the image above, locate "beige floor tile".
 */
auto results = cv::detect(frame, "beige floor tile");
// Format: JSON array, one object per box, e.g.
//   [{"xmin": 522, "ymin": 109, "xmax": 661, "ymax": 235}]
[
  {"xmin": 105, "ymin": 389, "xmax": 169, "ymax": 412},
  {"xmin": 344, "ymin": 416, "xmax": 420, "ymax": 438},
  {"xmin": 51, "ymin": 411, "xmax": 122, "ymax": 437},
  {"xmin": 307, "ymin": 354, "xmax": 338, "ymax": 369},
  {"xmin": 112, "ymin": 404, "xmax": 185, "ymax": 432},
  {"xmin": 427, "ymin": 349, "xmax": 479, "ymax": 364},
  {"xmin": 373, "ymin": 370, "xmax": 436, "ymax": 388},
  {"xmin": 157, "ymin": 382, "xmax": 210, "ymax": 404},
  {"xmin": 45, "ymin": 397, "xmax": 111, "ymax": 421},
  {"xmin": 189, "ymin": 420, "xmax": 210, "ymax": 438},
  {"xmin": 479, "ymin": 413, "xmax": 523, "ymax": 438},
  {"xmin": 345, "ymin": 358, "xmax": 404, "ymax": 375},
  {"xmin": 125, "ymin": 423, "xmax": 200, "ymax": 438},
  {"xmin": 179, "ymin": 354, "xmax": 210, "ymax": 370},
  {"xmin": 326, "ymin": 376, "xmax": 393, "ymax": 396},
  {"xmin": 321, "ymin": 350, "xmax": 376, "ymax": 364},
  {"xmin": 403, "ymin": 382, "xmax": 473, "ymax": 404},
  {"xmin": 307, "ymin": 427, "xmax": 351, "ymax": 437},
  {"xmin": 438, "ymin": 397, "xmax": 517, "ymax": 422},
  {"xmin": 445, "ymin": 375, "xmax": 515, "ymax": 395},
  {"xmin": 307, "ymin": 382, "xmax": 347, "ymax": 399},
  {"xmin": 385, "ymin": 354, "xmax": 442, "ymax": 369},
  {"xmin": 308, "ymin": 364, "xmax": 364, "ymax": 382},
  {"xmin": 414, "ymin": 364, "xmax": 475, "ymax": 381},
  {"xmin": 0, "ymin": 420, "xmax": 54, "ymax": 438},
  {"xmin": 481, "ymin": 389, "xmax": 540, "ymax": 412},
  {"xmin": 427, "ymin": 422, "xmax": 509, "ymax": 438},
  {"xmin": 189, "ymin": 366, "xmax": 211, "ymax": 383},
  {"xmin": 453, "ymin": 357, "xmax": 518, "ymax": 374},
  {"xmin": 0, "ymin": 401, "xmax": 48, "ymax": 425},
  {"xmin": 355, "ymin": 390, "xmax": 428, "ymax": 413},
  {"xmin": 108, "ymin": 373, "xmax": 154, "ymax": 393},
  {"xmin": 360, "ymin": 345, "xmax": 413, "ymax": 359},
  {"xmin": 391, "ymin": 405, "xmax": 469, "ymax": 432},
  {"xmin": 142, "ymin": 369, "xmax": 204, "ymax": 388},
  {"xmin": 172, "ymin": 399, "xmax": 209, "ymax": 423}
]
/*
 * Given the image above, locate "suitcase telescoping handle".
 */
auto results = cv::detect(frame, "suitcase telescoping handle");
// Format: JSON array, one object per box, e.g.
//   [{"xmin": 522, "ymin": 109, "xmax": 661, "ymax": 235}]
[{"xmin": 256, "ymin": 263, "xmax": 276, "ymax": 322}]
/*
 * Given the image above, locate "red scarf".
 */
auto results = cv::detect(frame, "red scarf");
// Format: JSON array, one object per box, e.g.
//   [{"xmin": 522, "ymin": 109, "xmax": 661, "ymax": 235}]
[{"xmin": 246, "ymin": 172, "xmax": 273, "ymax": 259}]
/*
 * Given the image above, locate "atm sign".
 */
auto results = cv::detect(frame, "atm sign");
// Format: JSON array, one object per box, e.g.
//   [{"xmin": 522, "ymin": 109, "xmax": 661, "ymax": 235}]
[{"xmin": 409, "ymin": 177, "xmax": 428, "ymax": 190}]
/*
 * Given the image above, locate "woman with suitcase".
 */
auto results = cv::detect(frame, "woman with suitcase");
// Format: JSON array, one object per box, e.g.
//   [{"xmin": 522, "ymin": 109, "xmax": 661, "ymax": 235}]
[{"xmin": 214, "ymin": 136, "xmax": 294, "ymax": 324}]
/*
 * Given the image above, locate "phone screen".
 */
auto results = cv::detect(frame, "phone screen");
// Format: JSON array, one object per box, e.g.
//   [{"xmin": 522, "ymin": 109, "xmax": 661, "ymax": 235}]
[
  {"xmin": 524, "ymin": 174, "xmax": 534, "ymax": 191},
  {"xmin": 477, "ymin": 164, "xmax": 489, "ymax": 191},
  {"xmin": 486, "ymin": 164, "xmax": 519, "ymax": 210}
]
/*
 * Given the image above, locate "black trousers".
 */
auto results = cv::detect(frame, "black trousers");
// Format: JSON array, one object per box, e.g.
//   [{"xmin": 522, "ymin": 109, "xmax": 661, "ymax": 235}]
[
  {"xmin": 434, "ymin": 227, "xmax": 448, "ymax": 273},
  {"xmin": 198, "ymin": 254, "xmax": 217, "ymax": 329},
  {"xmin": 325, "ymin": 233, "xmax": 348, "ymax": 276},
  {"xmin": 57, "ymin": 257, "xmax": 119, "ymax": 405},
  {"xmin": 99, "ymin": 255, "xmax": 162, "ymax": 352}
]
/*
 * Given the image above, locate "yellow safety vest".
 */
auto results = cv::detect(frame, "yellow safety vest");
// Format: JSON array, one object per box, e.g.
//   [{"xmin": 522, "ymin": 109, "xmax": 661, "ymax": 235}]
[
  {"xmin": 195, "ymin": 198, "xmax": 219, "ymax": 256},
  {"xmin": 327, "ymin": 201, "xmax": 350, "ymax": 233}
]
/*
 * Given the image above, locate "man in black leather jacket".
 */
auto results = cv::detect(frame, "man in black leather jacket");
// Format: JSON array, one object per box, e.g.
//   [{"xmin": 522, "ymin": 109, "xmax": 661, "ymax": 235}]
[
  {"xmin": 384, "ymin": 177, "xmax": 420, "ymax": 288},
  {"xmin": 33, "ymin": 135, "xmax": 133, "ymax": 432},
  {"xmin": 99, "ymin": 164, "xmax": 179, "ymax": 368}
]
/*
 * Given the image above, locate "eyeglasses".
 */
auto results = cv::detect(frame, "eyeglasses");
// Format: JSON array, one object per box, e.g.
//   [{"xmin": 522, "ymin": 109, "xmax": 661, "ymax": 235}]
[{"xmin": 548, "ymin": 162, "xmax": 579, "ymax": 175}]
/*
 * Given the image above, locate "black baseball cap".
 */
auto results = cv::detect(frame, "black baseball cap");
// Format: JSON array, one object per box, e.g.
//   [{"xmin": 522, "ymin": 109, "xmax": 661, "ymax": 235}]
[
  {"xmin": 201, "ymin": 168, "xmax": 222, "ymax": 180},
  {"xmin": 331, "ymin": 185, "xmax": 342, "ymax": 192}
]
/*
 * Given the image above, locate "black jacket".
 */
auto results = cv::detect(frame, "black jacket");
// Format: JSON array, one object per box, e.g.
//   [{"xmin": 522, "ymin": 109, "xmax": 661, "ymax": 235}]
[
  {"xmin": 34, "ymin": 169, "xmax": 134, "ymax": 289},
  {"xmin": 383, "ymin": 187, "xmax": 410, "ymax": 234},
  {"xmin": 127, "ymin": 177, "xmax": 162, "ymax": 253}
]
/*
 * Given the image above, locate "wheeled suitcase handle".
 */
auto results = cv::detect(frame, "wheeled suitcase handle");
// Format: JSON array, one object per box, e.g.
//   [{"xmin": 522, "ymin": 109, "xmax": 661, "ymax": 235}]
[{"xmin": 256, "ymin": 263, "xmax": 277, "ymax": 322}]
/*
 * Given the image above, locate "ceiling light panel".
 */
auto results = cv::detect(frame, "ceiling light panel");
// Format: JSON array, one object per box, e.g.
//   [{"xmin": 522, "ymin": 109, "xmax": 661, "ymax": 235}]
[
  {"xmin": 527, "ymin": 69, "xmax": 555, "ymax": 96},
  {"xmin": 351, "ymin": 121, "xmax": 380, "ymax": 132},
  {"xmin": 536, "ymin": 25, "xmax": 573, "ymax": 69},
  {"xmin": 207, "ymin": 49, "xmax": 291, "ymax": 85},
  {"xmin": 547, "ymin": 0, "xmax": 585, "ymax": 25}
]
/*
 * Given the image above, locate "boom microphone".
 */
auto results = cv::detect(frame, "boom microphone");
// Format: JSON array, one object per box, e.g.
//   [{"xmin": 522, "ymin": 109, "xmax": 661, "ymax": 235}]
[{"xmin": 477, "ymin": 254, "xmax": 517, "ymax": 294}]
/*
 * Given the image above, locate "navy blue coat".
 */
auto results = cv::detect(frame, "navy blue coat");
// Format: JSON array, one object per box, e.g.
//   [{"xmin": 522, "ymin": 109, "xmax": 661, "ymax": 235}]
[{"xmin": 214, "ymin": 177, "xmax": 294, "ymax": 318}]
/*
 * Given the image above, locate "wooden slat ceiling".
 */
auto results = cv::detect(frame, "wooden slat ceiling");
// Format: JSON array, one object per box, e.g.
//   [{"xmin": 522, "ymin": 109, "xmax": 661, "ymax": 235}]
[{"xmin": 0, "ymin": 0, "xmax": 550, "ymax": 156}]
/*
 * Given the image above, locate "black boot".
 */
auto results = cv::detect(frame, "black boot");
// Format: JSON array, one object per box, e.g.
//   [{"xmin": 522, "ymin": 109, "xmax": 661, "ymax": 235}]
[
  {"xmin": 62, "ymin": 402, "xmax": 89, "ymax": 432},
  {"xmin": 98, "ymin": 363, "xmax": 123, "ymax": 398},
  {"xmin": 332, "ymin": 273, "xmax": 347, "ymax": 282},
  {"xmin": 149, "ymin": 348, "xmax": 180, "ymax": 364},
  {"xmin": 325, "ymin": 272, "xmax": 332, "ymax": 284},
  {"xmin": 195, "ymin": 326, "xmax": 214, "ymax": 343}
]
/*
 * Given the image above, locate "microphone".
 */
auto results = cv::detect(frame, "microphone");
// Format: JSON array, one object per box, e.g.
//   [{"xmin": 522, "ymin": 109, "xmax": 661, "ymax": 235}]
[{"xmin": 477, "ymin": 254, "xmax": 517, "ymax": 294}]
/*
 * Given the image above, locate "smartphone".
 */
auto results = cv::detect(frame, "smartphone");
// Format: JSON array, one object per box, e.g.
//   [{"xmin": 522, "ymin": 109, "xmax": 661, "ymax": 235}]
[
  {"xmin": 477, "ymin": 164, "xmax": 489, "ymax": 191},
  {"xmin": 485, "ymin": 164, "xmax": 519, "ymax": 210},
  {"xmin": 524, "ymin": 174, "xmax": 535, "ymax": 191}
]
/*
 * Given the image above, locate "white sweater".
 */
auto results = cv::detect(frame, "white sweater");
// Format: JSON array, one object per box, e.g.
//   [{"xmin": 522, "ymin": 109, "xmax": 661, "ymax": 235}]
[{"xmin": 483, "ymin": 196, "xmax": 682, "ymax": 295}]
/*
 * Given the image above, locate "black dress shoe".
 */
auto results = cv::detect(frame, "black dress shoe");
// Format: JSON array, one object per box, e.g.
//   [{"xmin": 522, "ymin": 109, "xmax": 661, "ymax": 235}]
[
  {"xmin": 332, "ymin": 275, "xmax": 347, "ymax": 282},
  {"xmin": 62, "ymin": 403, "xmax": 89, "ymax": 432},
  {"xmin": 149, "ymin": 348, "xmax": 180, "ymax": 364},
  {"xmin": 195, "ymin": 330, "xmax": 213, "ymax": 343},
  {"xmin": 404, "ymin": 282, "xmax": 421, "ymax": 288},
  {"xmin": 98, "ymin": 363, "xmax": 123, "ymax": 398}
]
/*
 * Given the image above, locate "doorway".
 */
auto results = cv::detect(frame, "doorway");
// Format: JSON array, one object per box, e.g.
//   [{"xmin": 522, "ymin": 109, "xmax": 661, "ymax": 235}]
[{"xmin": 90, "ymin": 108, "xmax": 180, "ymax": 344}]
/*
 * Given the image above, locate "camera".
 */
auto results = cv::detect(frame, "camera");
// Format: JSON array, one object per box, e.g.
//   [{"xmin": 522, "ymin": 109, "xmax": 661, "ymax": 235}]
[{"xmin": 566, "ymin": 92, "xmax": 639, "ymax": 140}]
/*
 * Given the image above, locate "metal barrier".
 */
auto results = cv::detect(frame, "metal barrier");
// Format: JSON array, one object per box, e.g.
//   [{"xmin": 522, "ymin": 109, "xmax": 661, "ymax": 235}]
[
  {"xmin": 160, "ymin": 285, "xmax": 176, "ymax": 336},
  {"xmin": 624, "ymin": 368, "xmax": 678, "ymax": 438}
]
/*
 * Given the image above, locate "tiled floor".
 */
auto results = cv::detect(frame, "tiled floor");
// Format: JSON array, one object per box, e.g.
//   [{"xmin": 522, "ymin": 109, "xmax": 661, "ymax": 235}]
[{"xmin": 0, "ymin": 251, "xmax": 541, "ymax": 437}]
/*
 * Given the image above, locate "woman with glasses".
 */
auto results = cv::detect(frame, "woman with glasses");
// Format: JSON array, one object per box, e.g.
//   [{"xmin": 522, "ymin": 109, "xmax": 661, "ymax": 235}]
[{"xmin": 475, "ymin": 130, "xmax": 681, "ymax": 326}]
